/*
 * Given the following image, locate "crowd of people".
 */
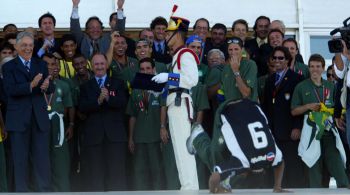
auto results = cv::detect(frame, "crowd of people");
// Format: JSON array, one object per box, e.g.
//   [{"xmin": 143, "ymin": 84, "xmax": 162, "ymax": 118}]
[{"xmin": 0, "ymin": 0, "xmax": 350, "ymax": 192}]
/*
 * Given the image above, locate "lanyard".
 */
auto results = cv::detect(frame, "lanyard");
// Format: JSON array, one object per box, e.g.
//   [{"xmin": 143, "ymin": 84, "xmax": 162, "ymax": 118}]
[
  {"xmin": 313, "ymin": 86, "xmax": 325, "ymax": 103},
  {"xmin": 44, "ymin": 92, "xmax": 54, "ymax": 111}
]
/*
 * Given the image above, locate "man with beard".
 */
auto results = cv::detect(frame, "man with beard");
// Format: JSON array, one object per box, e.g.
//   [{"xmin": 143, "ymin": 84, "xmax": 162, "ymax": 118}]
[
  {"xmin": 245, "ymin": 16, "xmax": 270, "ymax": 75},
  {"xmin": 202, "ymin": 23, "xmax": 228, "ymax": 65}
]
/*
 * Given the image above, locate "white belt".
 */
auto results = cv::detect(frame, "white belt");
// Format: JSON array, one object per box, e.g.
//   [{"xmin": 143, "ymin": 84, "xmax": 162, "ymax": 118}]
[{"xmin": 48, "ymin": 111, "xmax": 65, "ymax": 148}]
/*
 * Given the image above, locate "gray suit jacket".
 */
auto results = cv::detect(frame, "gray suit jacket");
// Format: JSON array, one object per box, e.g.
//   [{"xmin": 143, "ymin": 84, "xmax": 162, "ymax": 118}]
[{"xmin": 70, "ymin": 16, "xmax": 126, "ymax": 59}]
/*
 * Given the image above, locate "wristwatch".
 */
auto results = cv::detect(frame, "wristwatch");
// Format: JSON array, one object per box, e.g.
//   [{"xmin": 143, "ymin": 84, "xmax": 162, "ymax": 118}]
[{"xmin": 233, "ymin": 71, "xmax": 240, "ymax": 77}]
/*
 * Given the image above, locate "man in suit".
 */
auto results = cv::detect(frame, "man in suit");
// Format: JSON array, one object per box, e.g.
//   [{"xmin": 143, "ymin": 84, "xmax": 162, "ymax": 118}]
[
  {"xmin": 70, "ymin": 0, "xmax": 125, "ymax": 59},
  {"xmin": 34, "ymin": 12, "xmax": 61, "ymax": 59},
  {"xmin": 150, "ymin": 16, "xmax": 172, "ymax": 64},
  {"xmin": 244, "ymin": 16, "xmax": 270, "ymax": 76},
  {"xmin": 78, "ymin": 53, "xmax": 127, "ymax": 191},
  {"xmin": 2, "ymin": 31, "xmax": 55, "ymax": 192},
  {"xmin": 262, "ymin": 46, "xmax": 306, "ymax": 188}
]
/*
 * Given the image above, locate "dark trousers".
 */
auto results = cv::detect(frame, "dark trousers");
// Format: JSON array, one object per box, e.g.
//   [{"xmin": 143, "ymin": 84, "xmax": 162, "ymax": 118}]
[
  {"xmin": 10, "ymin": 116, "xmax": 51, "ymax": 192},
  {"xmin": 133, "ymin": 142, "xmax": 163, "ymax": 190},
  {"xmin": 0, "ymin": 142, "xmax": 7, "ymax": 192},
  {"xmin": 81, "ymin": 141, "xmax": 127, "ymax": 191},
  {"xmin": 277, "ymin": 140, "xmax": 308, "ymax": 188}
]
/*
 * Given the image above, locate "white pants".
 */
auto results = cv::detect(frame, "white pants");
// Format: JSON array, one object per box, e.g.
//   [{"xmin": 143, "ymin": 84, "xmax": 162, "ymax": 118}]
[{"xmin": 168, "ymin": 99, "xmax": 199, "ymax": 190}]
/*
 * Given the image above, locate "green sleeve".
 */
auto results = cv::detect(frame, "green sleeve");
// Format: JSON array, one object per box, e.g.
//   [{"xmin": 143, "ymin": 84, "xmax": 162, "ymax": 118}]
[
  {"xmin": 291, "ymin": 83, "xmax": 303, "ymax": 109},
  {"xmin": 205, "ymin": 68, "xmax": 221, "ymax": 87},
  {"xmin": 196, "ymin": 84, "xmax": 210, "ymax": 111},
  {"xmin": 244, "ymin": 61, "xmax": 258, "ymax": 101},
  {"xmin": 62, "ymin": 83, "xmax": 74, "ymax": 108},
  {"xmin": 125, "ymin": 98, "xmax": 137, "ymax": 117}
]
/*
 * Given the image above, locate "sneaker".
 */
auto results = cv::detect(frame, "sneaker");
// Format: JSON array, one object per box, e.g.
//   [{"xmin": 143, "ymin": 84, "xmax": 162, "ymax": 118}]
[{"xmin": 186, "ymin": 123, "xmax": 204, "ymax": 155}]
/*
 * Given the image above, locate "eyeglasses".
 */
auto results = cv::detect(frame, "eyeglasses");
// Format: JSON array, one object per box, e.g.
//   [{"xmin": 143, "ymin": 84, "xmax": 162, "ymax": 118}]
[
  {"xmin": 272, "ymin": 56, "xmax": 285, "ymax": 61},
  {"xmin": 327, "ymin": 73, "xmax": 334, "ymax": 78}
]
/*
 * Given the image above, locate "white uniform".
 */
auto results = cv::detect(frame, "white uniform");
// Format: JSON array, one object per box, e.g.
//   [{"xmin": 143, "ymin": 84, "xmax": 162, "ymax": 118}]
[{"xmin": 167, "ymin": 48, "xmax": 199, "ymax": 190}]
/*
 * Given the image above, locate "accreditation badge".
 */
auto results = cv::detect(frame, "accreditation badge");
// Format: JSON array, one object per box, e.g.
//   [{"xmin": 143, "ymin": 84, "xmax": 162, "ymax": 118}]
[{"xmin": 284, "ymin": 93, "xmax": 290, "ymax": 100}]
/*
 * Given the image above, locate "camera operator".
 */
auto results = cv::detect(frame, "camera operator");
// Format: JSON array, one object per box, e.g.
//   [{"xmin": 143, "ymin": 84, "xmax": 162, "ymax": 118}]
[{"xmin": 334, "ymin": 39, "xmax": 350, "ymax": 149}]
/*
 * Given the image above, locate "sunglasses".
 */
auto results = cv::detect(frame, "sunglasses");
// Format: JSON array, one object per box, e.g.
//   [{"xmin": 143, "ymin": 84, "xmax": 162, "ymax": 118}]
[
  {"xmin": 272, "ymin": 56, "xmax": 285, "ymax": 61},
  {"xmin": 327, "ymin": 73, "xmax": 334, "ymax": 78},
  {"xmin": 227, "ymin": 38, "xmax": 241, "ymax": 44}
]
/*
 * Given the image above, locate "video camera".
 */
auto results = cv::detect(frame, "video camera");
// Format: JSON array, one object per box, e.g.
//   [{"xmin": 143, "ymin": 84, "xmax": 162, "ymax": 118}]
[{"xmin": 328, "ymin": 17, "xmax": 350, "ymax": 53}]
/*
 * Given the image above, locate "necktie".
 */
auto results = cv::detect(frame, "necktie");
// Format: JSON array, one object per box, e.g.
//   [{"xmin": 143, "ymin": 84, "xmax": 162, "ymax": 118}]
[
  {"xmin": 24, "ymin": 61, "xmax": 30, "ymax": 72},
  {"xmin": 91, "ymin": 40, "xmax": 100, "ymax": 55},
  {"xmin": 98, "ymin": 78, "xmax": 103, "ymax": 88},
  {"xmin": 157, "ymin": 43, "xmax": 162, "ymax": 54},
  {"xmin": 275, "ymin": 74, "xmax": 280, "ymax": 86}
]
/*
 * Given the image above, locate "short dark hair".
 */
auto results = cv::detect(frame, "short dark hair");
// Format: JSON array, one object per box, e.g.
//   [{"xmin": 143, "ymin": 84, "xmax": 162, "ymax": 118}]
[
  {"xmin": 139, "ymin": 57, "xmax": 155, "ymax": 68},
  {"xmin": 60, "ymin": 34, "xmax": 76, "ymax": 46},
  {"xmin": 73, "ymin": 53, "xmax": 86, "ymax": 61},
  {"xmin": 212, "ymin": 23, "xmax": 227, "ymax": 34},
  {"xmin": 193, "ymin": 18, "xmax": 210, "ymax": 30},
  {"xmin": 38, "ymin": 12, "xmax": 56, "ymax": 27},
  {"xmin": 3, "ymin": 33, "xmax": 17, "ymax": 42},
  {"xmin": 3, "ymin": 23, "xmax": 17, "ymax": 32},
  {"xmin": 327, "ymin": 65, "xmax": 333, "ymax": 72},
  {"xmin": 267, "ymin": 29, "xmax": 284, "ymax": 38},
  {"xmin": 42, "ymin": 53, "xmax": 57, "ymax": 60},
  {"xmin": 85, "ymin": 16, "xmax": 104, "ymax": 30},
  {"xmin": 308, "ymin": 54, "xmax": 325, "ymax": 68},
  {"xmin": 138, "ymin": 28, "xmax": 153, "ymax": 38},
  {"xmin": 0, "ymin": 42, "xmax": 15, "ymax": 52},
  {"xmin": 253, "ymin": 15, "xmax": 270, "ymax": 31},
  {"xmin": 109, "ymin": 12, "xmax": 118, "ymax": 23},
  {"xmin": 282, "ymin": 38, "xmax": 299, "ymax": 51},
  {"xmin": 150, "ymin": 17, "xmax": 168, "ymax": 30},
  {"xmin": 232, "ymin": 19, "xmax": 248, "ymax": 32},
  {"xmin": 271, "ymin": 46, "xmax": 292, "ymax": 67}
]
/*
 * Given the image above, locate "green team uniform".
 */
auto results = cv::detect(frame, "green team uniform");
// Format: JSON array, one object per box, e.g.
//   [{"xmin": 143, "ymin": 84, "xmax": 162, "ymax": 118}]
[
  {"xmin": 291, "ymin": 78, "xmax": 349, "ymax": 187},
  {"xmin": 198, "ymin": 63, "xmax": 209, "ymax": 84},
  {"xmin": 0, "ymin": 127, "xmax": 6, "ymax": 192},
  {"xmin": 109, "ymin": 57, "xmax": 139, "ymax": 82},
  {"xmin": 126, "ymin": 89, "xmax": 163, "ymax": 190},
  {"xmin": 191, "ymin": 83, "xmax": 210, "ymax": 189},
  {"xmin": 220, "ymin": 59, "xmax": 258, "ymax": 102},
  {"xmin": 205, "ymin": 64, "xmax": 225, "ymax": 87},
  {"xmin": 155, "ymin": 61, "xmax": 168, "ymax": 74},
  {"xmin": 70, "ymin": 71, "xmax": 94, "ymax": 106},
  {"xmin": 293, "ymin": 61, "xmax": 309, "ymax": 79},
  {"xmin": 49, "ymin": 79, "xmax": 74, "ymax": 191}
]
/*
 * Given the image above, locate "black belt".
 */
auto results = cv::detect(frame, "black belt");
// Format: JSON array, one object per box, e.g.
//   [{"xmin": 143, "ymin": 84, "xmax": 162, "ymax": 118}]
[
  {"xmin": 168, "ymin": 88, "xmax": 190, "ymax": 94},
  {"xmin": 168, "ymin": 88, "xmax": 189, "ymax": 106}
]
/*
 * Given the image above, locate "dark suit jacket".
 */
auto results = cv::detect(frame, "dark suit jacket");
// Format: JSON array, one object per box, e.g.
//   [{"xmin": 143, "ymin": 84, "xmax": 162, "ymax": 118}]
[
  {"xmin": 33, "ymin": 38, "xmax": 62, "ymax": 59},
  {"xmin": 2, "ymin": 57, "xmax": 55, "ymax": 132},
  {"xmin": 202, "ymin": 39, "xmax": 228, "ymax": 65},
  {"xmin": 151, "ymin": 43, "xmax": 172, "ymax": 64},
  {"xmin": 79, "ymin": 76, "xmax": 127, "ymax": 146},
  {"xmin": 245, "ymin": 38, "xmax": 260, "ymax": 60},
  {"xmin": 262, "ymin": 69, "xmax": 303, "ymax": 141}
]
